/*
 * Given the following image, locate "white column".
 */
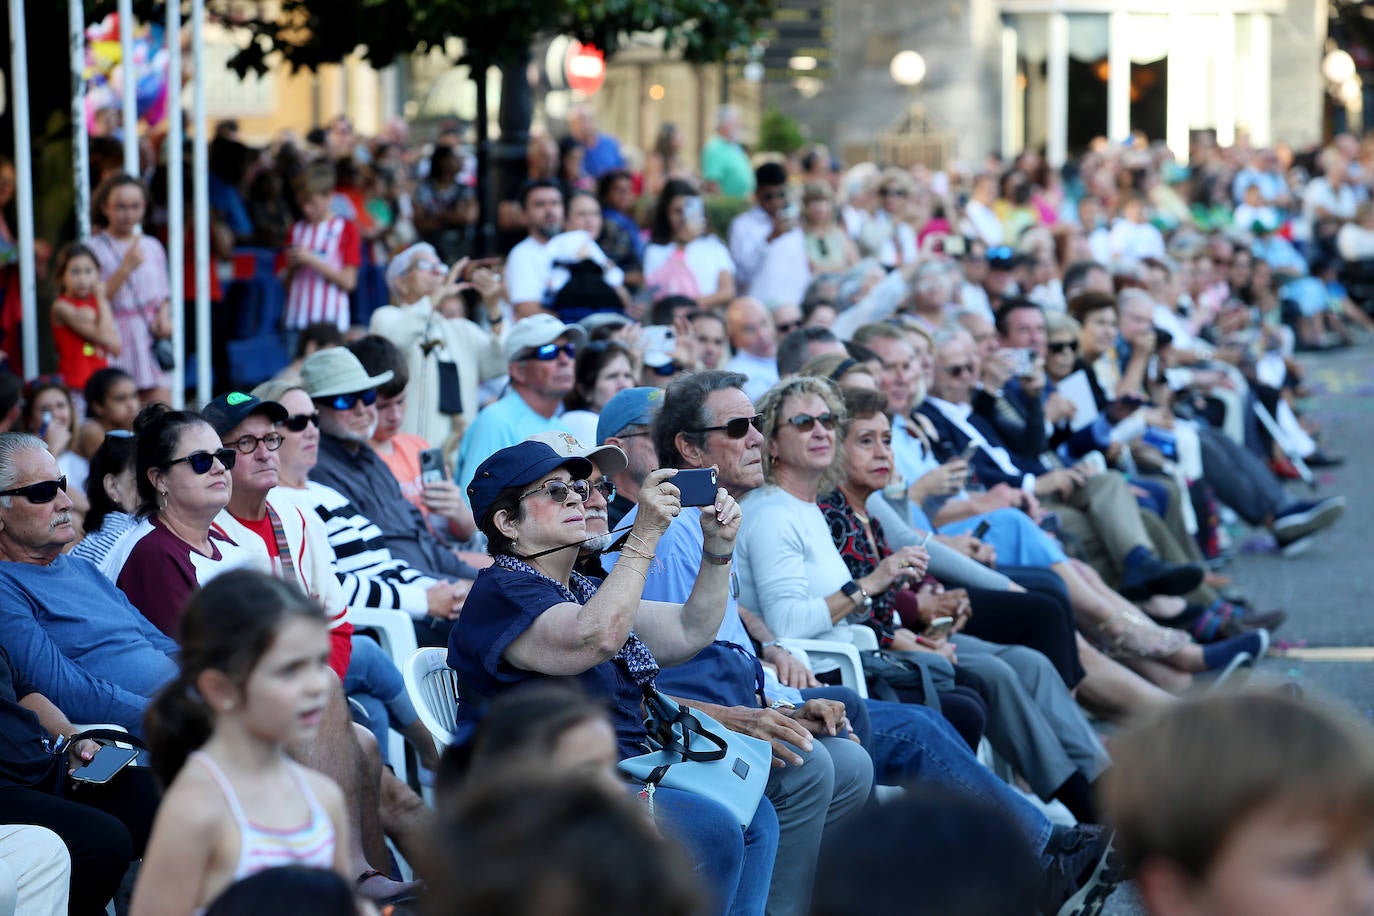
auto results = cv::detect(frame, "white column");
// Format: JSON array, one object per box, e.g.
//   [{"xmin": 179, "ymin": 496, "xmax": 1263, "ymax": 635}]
[
  {"xmin": 1214, "ymin": 11, "xmax": 1237, "ymax": 148},
  {"xmin": 117, "ymin": 0, "xmax": 138, "ymax": 175},
  {"xmin": 1165, "ymin": 9, "xmax": 1189, "ymax": 163},
  {"xmin": 192, "ymin": 0, "xmax": 211, "ymax": 406},
  {"xmin": 1046, "ymin": 12, "xmax": 1068, "ymax": 167},
  {"xmin": 1247, "ymin": 15, "xmax": 1272, "ymax": 147},
  {"xmin": 167, "ymin": 0, "xmax": 184, "ymax": 406},
  {"xmin": 69, "ymin": 0, "xmax": 90, "ymax": 240},
  {"xmin": 9, "ymin": 0, "xmax": 38, "ymax": 378},
  {"xmin": 1001, "ymin": 26, "xmax": 1019, "ymax": 156},
  {"xmin": 1107, "ymin": 10, "xmax": 1130, "ymax": 142}
]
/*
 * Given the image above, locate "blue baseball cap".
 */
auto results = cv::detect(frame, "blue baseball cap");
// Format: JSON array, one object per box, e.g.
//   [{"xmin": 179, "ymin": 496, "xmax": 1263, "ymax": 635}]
[
  {"xmin": 596, "ymin": 387, "xmax": 663, "ymax": 445},
  {"xmin": 466, "ymin": 440, "xmax": 595, "ymax": 524}
]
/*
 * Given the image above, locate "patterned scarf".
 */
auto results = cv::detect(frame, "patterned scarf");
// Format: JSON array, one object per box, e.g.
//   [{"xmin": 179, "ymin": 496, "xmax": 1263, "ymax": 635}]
[{"xmin": 491, "ymin": 553, "xmax": 660, "ymax": 686}]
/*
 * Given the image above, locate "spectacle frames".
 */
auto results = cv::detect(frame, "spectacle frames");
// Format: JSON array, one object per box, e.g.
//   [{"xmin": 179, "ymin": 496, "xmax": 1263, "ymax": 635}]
[
  {"xmin": 590, "ymin": 479, "xmax": 616, "ymax": 501},
  {"xmin": 225, "ymin": 432, "xmax": 285, "ymax": 454},
  {"xmin": 692, "ymin": 414, "xmax": 764, "ymax": 439},
  {"xmin": 942, "ymin": 363, "xmax": 977, "ymax": 378},
  {"xmin": 283, "ymin": 412, "xmax": 320, "ymax": 432},
  {"xmin": 1047, "ymin": 340, "xmax": 1080, "ymax": 355},
  {"xmin": 321, "ymin": 390, "xmax": 378, "ymax": 411},
  {"xmin": 782, "ymin": 412, "xmax": 837, "ymax": 433},
  {"xmin": 524, "ymin": 343, "xmax": 577, "ymax": 362},
  {"xmin": 0, "ymin": 476, "xmax": 67, "ymax": 504},
  {"xmin": 520, "ymin": 478, "xmax": 591, "ymax": 504},
  {"xmin": 167, "ymin": 448, "xmax": 237, "ymax": 474}
]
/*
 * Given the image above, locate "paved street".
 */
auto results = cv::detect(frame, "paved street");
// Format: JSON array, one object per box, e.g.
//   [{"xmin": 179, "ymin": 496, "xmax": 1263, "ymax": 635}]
[{"xmin": 1104, "ymin": 341, "xmax": 1374, "ymax": 914}]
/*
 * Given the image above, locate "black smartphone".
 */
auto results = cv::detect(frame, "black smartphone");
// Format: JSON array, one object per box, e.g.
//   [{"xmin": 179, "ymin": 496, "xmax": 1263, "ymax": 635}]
[
  {"xmin": 674, "ymin": 468, "xmax": 718, "ymax": 507},
  {"xmin": 68, "ymin": 745, "xmax": 139, "ymax": 785},
  {"xmin": 957, "ymin": 442, "xmax": 980, "ymax": 462},
  {"xmin": 972, "ymin": 520, "xmax": 991, "ymax": 540},
  {"xmin": 419, "ymin": 448, "xmax": 446, "ymax": 485}
]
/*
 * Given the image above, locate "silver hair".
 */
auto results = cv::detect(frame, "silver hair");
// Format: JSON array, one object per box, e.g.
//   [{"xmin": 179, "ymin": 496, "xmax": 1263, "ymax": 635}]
[
  {"xmin": 1117, "ymin": 287, "xmax": 1155, "ymax": 315},
  {"xmin": 0, "ymin": 432, "xmax": 52, "ymax": 508}
]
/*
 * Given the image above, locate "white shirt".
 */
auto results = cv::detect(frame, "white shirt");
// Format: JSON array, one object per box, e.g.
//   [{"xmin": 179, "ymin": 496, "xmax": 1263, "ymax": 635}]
[
  {"xmin": 642, "ymin": 236, "xmax": 735, "ymax": 298},
  {"xmin": 504, "ymin": 230, "xmax": 623, "ymax": 305},
  {"xmin": 728, "ymin": 207, "xmax": 811, "ymax": 304},
  {"xmin": 726, "ymin": 349, "xmax": 779, "ymax": 403},
  {"xmin": 1108, "ymin": 219, "xmax": 1165, "ymax": 263},
  {"xmin": 963, "ymin": 201, "xmax": 1004, "ymax": 246}
]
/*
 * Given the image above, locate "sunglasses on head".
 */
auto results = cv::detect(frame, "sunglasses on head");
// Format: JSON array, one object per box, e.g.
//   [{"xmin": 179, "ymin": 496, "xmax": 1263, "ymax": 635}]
[
  {"xmin": 283, "ymin": 412, "xmax": 320, "ymax": 432},
  {"xmin": 943, "ymin": 363, "xmax": 977, "ymax": 378},
  {"xmin": 525, "ymin": 343, "xmax": 577, "ymax": 362},
  {"xmin": 783, "ymin": 412, "xmax": 837, "ymax": 433},
  {"xmin": 0, "ymin": 476, "xmax": 67, "ymax": 504},
  {"xmin": 692, "ymin": 414, "xmax": 764, "ymax": 439},
  {"xmin": 167, "ymin": 448, "xmax": 237, "ymax": 474},
  {"xmin": 321, "ymin": 389, "xmax": 378, "ymax": 411},
  {"xmin": 520, "ymin": 478, "xmax": 591, "ymax": 504},
  {"xmin": 1047, "ymin": 340, "xmax": 1080, "ymax": 355}
]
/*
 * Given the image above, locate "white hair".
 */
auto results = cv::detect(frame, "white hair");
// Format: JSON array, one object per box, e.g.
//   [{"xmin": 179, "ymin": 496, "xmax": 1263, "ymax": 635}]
[{"xmin": 0, "ymin": 433, "xmax": 51, "ymax": 508}]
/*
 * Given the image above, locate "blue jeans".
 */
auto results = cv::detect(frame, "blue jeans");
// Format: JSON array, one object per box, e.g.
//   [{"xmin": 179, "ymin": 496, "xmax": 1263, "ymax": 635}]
[
  {"xmin": 864, "ymin": 699, "xmax": 1052, "ymax": 857},
  {"xmin": 344, "ymin": 636, "xmax": 420, "ymax": 763},
  {"xmin": 652, "ymin": 788, "xmax": 779, "ymax": 916}
]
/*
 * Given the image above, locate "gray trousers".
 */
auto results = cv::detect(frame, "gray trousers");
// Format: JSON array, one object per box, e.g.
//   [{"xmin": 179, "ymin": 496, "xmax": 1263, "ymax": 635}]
[
  {"xmin": 764, "ymin": 733, "xmax": 872, "ymax": 916},
  {"xmin": 1196, "ymin": 424, "xmax": 1290, "ymax": 526},
  {"xmin": 951, "ymin": 635, "xmax": 1111, "ymax": 800}
]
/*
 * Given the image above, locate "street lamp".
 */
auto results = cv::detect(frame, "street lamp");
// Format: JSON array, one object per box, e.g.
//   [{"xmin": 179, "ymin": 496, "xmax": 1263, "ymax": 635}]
[{"xmin": 889, "ymin": 50, "xmax": 927, "ymax": 89}]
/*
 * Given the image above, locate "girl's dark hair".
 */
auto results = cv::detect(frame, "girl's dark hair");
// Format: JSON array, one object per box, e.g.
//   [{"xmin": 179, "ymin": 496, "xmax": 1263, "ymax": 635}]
[
  {"xmin": 205, "ymin": 866, "xmax": 357, "ymax": 916},
  {"xmin": 649, "ymin": 179, "xmax": 697, "ymax": 246},
  {"xmin": 145, "ymin": 570, "xmax": 326, "ymax": 787},
  {"xmin": 564, "ymin": 340, "xmax": 631, "ymax": 412},
  {"xmin": 83, "ymin": 367, "xmax": 134, "ymax": 419},
  {"xmin": 85, "ymin": 431, "xmax": 138, "ymax": 533},
  {"xmin": 52, "ymin": 242, "xmax": 99, "ymax": 292},
  {"xmin": 462, "ymin": 682, "xmax": 611, "ymax": 786},
  {"xmin": 133, "ymin": 403, "xmax": 213, "ymax": 517},
  {"xmin": 92, "ymin": 173, "xmax": 148, "ymax": 229}
]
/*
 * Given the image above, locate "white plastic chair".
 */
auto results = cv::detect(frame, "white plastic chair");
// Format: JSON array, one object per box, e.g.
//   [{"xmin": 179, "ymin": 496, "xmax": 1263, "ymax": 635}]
[
  {"xmin": 403, "ymin": 647, "xmax": 460, "ymax": 750},
  {"xmin": 347, "ymin": 607, "xmax": 421, "ymax": 786},
  {"xmin": 776, "ymin": 638, "xmax": 869, "ymax": 698}
]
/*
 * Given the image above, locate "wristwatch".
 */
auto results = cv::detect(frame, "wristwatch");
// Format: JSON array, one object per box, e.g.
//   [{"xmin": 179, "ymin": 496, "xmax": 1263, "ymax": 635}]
[{"xmin": 841, "ymin": 580, "xmax": 871, "ymax": 611}]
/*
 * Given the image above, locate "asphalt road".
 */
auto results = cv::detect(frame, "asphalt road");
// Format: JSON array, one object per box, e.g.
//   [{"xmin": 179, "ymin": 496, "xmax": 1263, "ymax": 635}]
[{"xmin": 1103, "ymin": 341, "xmax": 1374, "ymax": 914}]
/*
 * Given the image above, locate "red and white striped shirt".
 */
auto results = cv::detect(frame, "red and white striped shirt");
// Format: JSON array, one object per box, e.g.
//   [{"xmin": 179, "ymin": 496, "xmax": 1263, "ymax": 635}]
[{"xmin": 283, "ymin": 216, "xmax": 361, "ymax": 331}]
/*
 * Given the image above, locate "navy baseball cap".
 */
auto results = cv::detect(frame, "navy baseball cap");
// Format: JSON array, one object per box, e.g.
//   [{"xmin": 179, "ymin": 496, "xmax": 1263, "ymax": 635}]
[
  {"xmin": 201, "ymin": 391, "xmax": 288, "ymax": 436},
  {"xmin": 466, "ymin": 440, "xmax": 595, "ymax": 524},
  {"xmin": 596, "ymin": 387, "xmax": 663, "ymax": 445}
]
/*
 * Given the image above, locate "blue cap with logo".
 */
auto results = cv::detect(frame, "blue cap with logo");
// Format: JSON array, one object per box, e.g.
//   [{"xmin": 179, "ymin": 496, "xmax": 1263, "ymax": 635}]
[{"xmin": 596, "ymin": 387, "xmax": 663, "ymax": 446}]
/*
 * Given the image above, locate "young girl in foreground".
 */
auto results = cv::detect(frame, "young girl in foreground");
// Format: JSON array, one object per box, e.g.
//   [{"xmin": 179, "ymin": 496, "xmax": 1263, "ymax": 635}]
[{"xmin": 130, "ymin": 570, "xmax": 352, "ymax": 916}]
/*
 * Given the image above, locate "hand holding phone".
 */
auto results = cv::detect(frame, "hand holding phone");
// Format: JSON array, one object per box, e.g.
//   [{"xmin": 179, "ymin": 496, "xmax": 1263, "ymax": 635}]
[
  {"xmin": 68, "ymin": 744, "xmax": 139, "ymax": 784},
  {"xmin": 924, "ymin": 616, "xmax": 955, "ymax": 639},
  {"xmin": 674, "ymin": 468, "xmax": 719, "ymax": 507}
]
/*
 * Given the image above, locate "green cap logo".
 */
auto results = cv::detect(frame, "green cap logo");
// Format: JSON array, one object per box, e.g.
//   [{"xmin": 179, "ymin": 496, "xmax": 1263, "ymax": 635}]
[{"xmin": 226, "ymin": 392, "xmax": 252, "ymax": 406}]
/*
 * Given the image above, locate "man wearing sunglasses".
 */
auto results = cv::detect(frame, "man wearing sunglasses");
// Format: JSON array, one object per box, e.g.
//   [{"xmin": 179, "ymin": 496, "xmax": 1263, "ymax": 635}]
[
  {"xmin": 453, "ymin": 314, "xmax": 587, "ymax": 493},
  {"xmin": 729, "ymin": 162, "xmax": 810, "ymax": 306}
]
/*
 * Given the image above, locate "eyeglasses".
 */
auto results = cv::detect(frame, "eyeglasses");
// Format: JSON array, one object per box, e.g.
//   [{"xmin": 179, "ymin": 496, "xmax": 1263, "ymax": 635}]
[
  {"xmin": 782, "ymin": 412, "xmax": 837, "ymax": 433},
  {"xmin": 283, "ymin": 412, "xmax": 320, "ymax": 432},
  {"xmin": 987, "ymin": 246, "xmax": 1015, "ymax": 263},
  {"xmin": 775, "ymin": 321, "xmax": 801, "ymax": 335},
  {"xmin": 167, "ymin": 448, "xmax": 237, "ymax": 474},
  {"xmin": 520, "ymin": 478, "xmax": 591, "ymax": 504},
  {"xmin": 225, "ymin": 432, "xmax": 285, "ymax": 454},
  {"xmin": 879, "ymin": 188, "xmax": 908, "ymax": 198},
  {"xmin": 692, "ymin": 414, "xmax": 764, "ymax": 439},
  {"xmin": 0, "ymin": 476, "xmax": 67, "ymax": 504},
  {"xmin": 942, "ymin": 363, "xmax": 977, "ymax": 378},
  {"xmin": 590, "ymin": 479, "xmax": 616, "ymax": 501},
  {"xmin": 320, "ymin": 390, "xmax": 378, "ymax": 411},
  {"xmin": 1047, "ymin": 340, "xmax": 1080, "ymax": 355},
  {"xmin": 524, "ymin": 343, "xmax": 577, "ymax": 361}
]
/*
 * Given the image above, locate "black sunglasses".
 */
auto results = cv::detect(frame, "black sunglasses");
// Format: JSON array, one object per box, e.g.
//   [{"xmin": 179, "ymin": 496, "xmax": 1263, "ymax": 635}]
[
  {"xmin": 225, "ymin": 432, "xmax": 285, "ymax": 454},
  {"xmin": 525, "ymin": 343, "xmax": 577, "ymax": 361},
  {"xmin": 783, "ymin": 412, "xmax": 837, "ymax": 433},
  {"xmin": 167, "ymin": 448, "xmax": 237, "ymax": 474},
  {"xmin": 520, "ymin": 478, "xmax": 591, "ymax": 504},
  {"xmin": 776, "ymin": 320, "xmax": 801, "ymax": 335},
  {"xmin": 692, "ymin": 414, "xmax": 764, "ymax": 439},
  {"xmin": 0, "ymin": 476, "xmax": 67, "ymax": 504},
  {"xmin": 591, "ymin": 479, "xmax": 616, "ymax": 501},
  {"xmin": 1047, "ymin": 340, "xmax": 1080, "ymax": 355},
  {"xmin": 943, "ymin": 363, "xmax": 976, "ymax": 378},
  {"xmin": 880, "ymin": 187, "xmax": 909, "ymax": 198},
  {"xmin": 283, "ymin": 412, "xmax": 320, "ymax": 432},
  {"xmin": 320, "ymin": 390, "xmax": 378, "ymax": 411}
]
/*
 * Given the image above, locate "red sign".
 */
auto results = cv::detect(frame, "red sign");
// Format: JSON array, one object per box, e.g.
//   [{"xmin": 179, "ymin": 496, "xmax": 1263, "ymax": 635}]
[{"xmin": 565, "ymin": 41, "xmax": 606, "ymax": 96}]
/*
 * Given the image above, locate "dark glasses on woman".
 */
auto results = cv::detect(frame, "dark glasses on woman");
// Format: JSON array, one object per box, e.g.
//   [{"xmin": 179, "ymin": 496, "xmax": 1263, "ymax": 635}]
[
  {"xmin": 783, "ymin": 412, "xmax": 837, "ymax": 433},
  {"xmin": 283, "ymin": 412, "xmax": 320, "ymax": 432},
  {"xmin": 1047, "ymin": 340, "xmax": 1079, "ymax": 355},
  {"xmin": 0, "ymin": 476, "xmax": 67, "ymax": 504},
  {"xmin": 167, "ymin": 448, "xmax": 237, "ymax": 474},
  {"xmin": 520, "ymin": 478, "xmax": 591, "ymax": 503},
  {"xmin": 321, "ymin": 390, "xmax": 378, "ymax": 411},
  {"xmin": 691, "ymin": 414, "xmax": 764, "ymax": 439}
]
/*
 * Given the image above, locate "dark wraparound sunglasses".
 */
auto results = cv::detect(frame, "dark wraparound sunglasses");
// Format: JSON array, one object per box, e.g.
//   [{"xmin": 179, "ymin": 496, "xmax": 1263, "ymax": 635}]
[
  {"xmin": 783, "ymin": 412, "xmax": 837, "ymax": 433},
  {"xmin": 167, "ymin": 448, "xmax": 237, "ymax": 474},
  {"xmin": 691, "ymin": 414, "xmax": 764, "ymax": 439},
  {"xmin": 283, "ymin": 412, "xmax": 320, "ymax": 432},
  {"xmin": 0, "ymin": 476, "xmax": 67, "ymax": 504},
  {"xmin": 320, "ymin": 390, "xmax": 378, "ymax": 411},
  {"xmin": 524, "ymin": 343, "xmax": 577, "ymax": 361},
  {"xmin": 1047, "ymin": 340, "xmax": 1080, "ymax": 355}
]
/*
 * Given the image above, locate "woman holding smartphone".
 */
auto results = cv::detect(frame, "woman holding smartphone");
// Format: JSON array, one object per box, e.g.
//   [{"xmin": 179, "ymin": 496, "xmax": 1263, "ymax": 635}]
[{"xmin": 642, "ymin": 180, "xmax": 736, "ymax": 309}]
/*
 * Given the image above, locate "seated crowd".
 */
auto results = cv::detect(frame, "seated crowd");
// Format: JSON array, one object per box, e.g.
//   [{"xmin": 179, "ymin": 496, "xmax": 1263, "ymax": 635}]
[{"xmin": 1, "ymin": 123, "xmax": 1371, "ymax": 916}]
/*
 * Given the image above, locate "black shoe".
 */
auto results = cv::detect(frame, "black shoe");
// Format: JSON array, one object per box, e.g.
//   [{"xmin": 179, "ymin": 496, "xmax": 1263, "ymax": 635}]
[
  {"xmin": 1304, "ymin": 451, "xmax": 1344, "ymax": 468},
  {"xmin": 1118, "ymin": 555, "xmax": 1205, "ymax": 600},
  {"xmin": 1273, "ymin": 496, "xmax": 1346, "ymax": 546},
  {"xmin": 1041, "ymin": 824, "xmax": 1120, "ymax": 915}
]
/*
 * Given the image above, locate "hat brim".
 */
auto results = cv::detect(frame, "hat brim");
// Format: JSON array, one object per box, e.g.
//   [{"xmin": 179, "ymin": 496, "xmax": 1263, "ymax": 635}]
[
  {"xmin": 583, "ymin": 444, "xmax": 628, "ymax": 478},
  {"xmin": 309, "ymin": 370, "xmax": 395, "ymax": 400}
]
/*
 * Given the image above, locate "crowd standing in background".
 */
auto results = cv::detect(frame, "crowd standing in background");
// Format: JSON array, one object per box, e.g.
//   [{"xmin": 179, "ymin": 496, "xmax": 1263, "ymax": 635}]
[{"xmin": 1, "ymin": 106, "xmax": 1374, "ymax": 916}]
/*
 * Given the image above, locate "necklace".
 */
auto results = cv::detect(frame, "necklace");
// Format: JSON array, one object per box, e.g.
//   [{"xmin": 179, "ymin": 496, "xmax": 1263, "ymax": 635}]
[{"xmin": 852, "ymin": 509, "xmax": 870, "ymax": 526}]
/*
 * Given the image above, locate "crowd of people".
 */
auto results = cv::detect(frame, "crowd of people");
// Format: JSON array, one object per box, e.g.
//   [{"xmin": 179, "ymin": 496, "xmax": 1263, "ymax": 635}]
[{"xmin": 1, "ymin": 101, "xmax": 1373, "ymax": 916}]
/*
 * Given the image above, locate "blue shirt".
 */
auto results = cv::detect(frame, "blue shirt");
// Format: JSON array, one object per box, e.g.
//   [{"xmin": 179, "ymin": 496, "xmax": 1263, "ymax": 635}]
[
  {"xmin": 0, "ymin": 555, "xmax": 180, "ymax": 735},
  {"xmin": 454, "ymin": 390, "xmax": 572, "ymax": 492},
  {"xmin": 606, "ymin": 507, "xmax": 805, "ymax": 707},
  {"xmin": 582, "ymin": 133, "xmax": 626, "ymax": 179}
]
